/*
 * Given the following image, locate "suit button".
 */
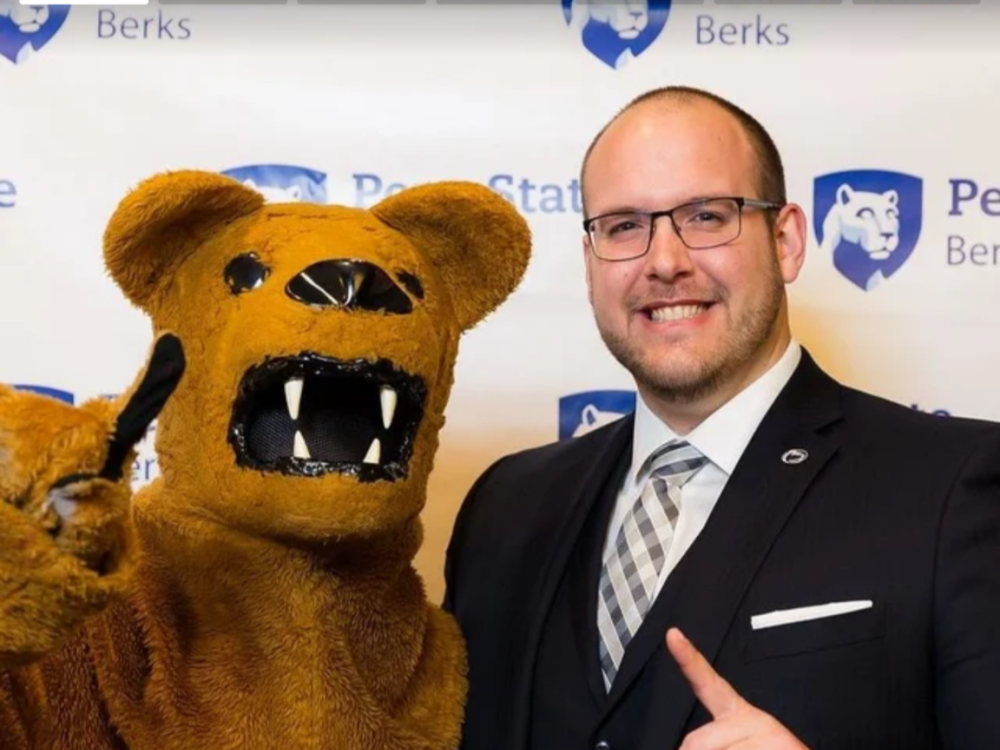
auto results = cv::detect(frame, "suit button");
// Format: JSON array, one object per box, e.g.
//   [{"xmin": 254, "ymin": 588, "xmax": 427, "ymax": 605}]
[{"xmin": 595, "ymin": 743, "xmax": 611, "ymax": 750}]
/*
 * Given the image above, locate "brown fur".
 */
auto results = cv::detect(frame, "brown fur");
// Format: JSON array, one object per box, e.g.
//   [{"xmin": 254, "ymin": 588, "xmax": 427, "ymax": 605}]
[{"xmin": 0, "ymin": 170, "xmax": 531, "ymax": 748}]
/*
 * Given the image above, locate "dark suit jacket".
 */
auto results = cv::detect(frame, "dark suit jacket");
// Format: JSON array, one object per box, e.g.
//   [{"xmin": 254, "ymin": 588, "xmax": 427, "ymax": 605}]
[{"xmin": 443, "ymin": 350, "xmax": 1000, "ymax": 750}]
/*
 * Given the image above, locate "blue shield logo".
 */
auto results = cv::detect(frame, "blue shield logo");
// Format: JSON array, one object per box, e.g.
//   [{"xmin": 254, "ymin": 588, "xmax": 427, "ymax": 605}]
[
  {"xmin": 558, "ymin": 390, "xmax": 635, "ymax": 440},
  {"xmin": 562, "ymin": 0, "xmax": 671, "ymax": 70},
  {"xmin": 0, "ymin": 3, "xmax": 69, "ymax": 65},
  {"xmin": 11, "ymin": 384, "xmax": 74, "ymax": 404},
  {"xmin": 814, "ymin": 170, "xmax": 923, "ymax": 292},
  {"xmin": 220, "ymin": 164, "xmax": 327, "ymax": 204}
]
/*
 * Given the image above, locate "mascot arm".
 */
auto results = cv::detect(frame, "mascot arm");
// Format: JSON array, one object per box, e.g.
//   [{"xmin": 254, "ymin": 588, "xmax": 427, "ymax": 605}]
[{"xmin": 0, "ymin": 334, "xmax": 184, "ymax": 668}]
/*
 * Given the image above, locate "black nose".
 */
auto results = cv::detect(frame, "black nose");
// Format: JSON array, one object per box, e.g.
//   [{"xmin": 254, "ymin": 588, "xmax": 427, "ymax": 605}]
[{"xmin": 285, "ymin": 260, "xmax": 412, "ymax": 314}]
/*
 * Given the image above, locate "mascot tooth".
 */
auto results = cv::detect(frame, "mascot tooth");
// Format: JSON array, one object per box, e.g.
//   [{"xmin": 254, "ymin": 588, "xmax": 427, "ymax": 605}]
[{"xmin": 0, "ymin": 169, "xmax": 532, "ymax": 750}]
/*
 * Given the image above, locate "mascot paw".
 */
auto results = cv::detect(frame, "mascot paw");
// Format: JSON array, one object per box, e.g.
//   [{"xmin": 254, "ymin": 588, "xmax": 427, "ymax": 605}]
[
  {"xmin": 1, "ymin": 333, "xmax": 184, "ymax": 572},
  {"xmin": 0, "ymin": 334, "xmax": 184, "ymax": 665}
]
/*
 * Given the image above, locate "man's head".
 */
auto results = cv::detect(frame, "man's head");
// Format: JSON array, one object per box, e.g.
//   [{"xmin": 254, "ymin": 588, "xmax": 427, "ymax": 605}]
[{"xmin": 579, "ymin": 86, "xmax": 807, "ymax": 418}]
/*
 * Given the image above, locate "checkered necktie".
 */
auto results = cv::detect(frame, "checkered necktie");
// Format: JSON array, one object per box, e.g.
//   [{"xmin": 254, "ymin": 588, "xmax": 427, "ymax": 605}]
[{"xmin": 597, "ymin": 440, "xmax": 708, "ymax": 691}]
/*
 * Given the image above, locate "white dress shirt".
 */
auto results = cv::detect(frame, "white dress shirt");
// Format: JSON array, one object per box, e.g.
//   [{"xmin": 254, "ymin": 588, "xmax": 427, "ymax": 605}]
[{"xmin": 602, "ymin": 340, "xmax": 802, "ymax": 603}]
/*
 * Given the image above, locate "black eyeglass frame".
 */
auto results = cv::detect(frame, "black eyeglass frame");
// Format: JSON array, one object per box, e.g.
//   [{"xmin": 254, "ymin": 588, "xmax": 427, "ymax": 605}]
[{"xmin": 582, "ymin": 196, "xmax": 786, "ymax": 261}]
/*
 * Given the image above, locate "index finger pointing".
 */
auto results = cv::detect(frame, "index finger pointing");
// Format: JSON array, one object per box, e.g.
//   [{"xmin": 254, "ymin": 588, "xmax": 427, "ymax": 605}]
[{"xmin": 666, "ymin": 627, "xmax": 743, "ymax": 720}]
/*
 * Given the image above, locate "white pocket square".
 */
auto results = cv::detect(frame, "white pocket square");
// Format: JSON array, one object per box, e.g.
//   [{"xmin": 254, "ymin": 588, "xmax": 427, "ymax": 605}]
[{"xmin": 751, "ymin": 600, "xmax": 873, "ymax": 631}]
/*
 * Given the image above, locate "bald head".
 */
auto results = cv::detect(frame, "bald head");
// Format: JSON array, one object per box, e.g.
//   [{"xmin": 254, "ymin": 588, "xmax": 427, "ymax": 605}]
[{"xmin": 580, "ymin": 87, "xmax": 786, "ymax": 219}]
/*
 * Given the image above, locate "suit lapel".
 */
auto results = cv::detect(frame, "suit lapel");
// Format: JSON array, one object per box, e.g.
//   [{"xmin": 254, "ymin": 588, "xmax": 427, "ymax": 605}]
[
  {"xmin": 597, "ymin": 352, "xmax": 844, "ymax": 746},
  {"xmin": 569, "ymin": 441, "xmax": 632, "ymax": 707},
  {"xmin": 508, "ymin": 413, "xmax": 633, "ymax": 749}
]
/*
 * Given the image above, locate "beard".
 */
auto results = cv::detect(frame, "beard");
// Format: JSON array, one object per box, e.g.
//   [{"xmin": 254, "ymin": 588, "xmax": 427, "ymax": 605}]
[{"xmin": 595, "ymin": 250, "xmax": 785, "ymax": 406}]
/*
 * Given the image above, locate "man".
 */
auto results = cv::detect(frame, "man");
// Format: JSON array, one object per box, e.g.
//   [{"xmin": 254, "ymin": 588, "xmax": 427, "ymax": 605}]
[{"xmin": 442, "ymin": 85, "xmax": 1000, "ymax": 750}]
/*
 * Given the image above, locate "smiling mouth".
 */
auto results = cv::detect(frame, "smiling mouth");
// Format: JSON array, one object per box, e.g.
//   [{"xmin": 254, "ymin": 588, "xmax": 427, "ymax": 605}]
[
  {"xmin": 228, "ymin": 354, "xmax": 425, "ymax": 483},
  {"xmin": 645, "ymin": 303, "xmax": 713, "ymax": 322}
]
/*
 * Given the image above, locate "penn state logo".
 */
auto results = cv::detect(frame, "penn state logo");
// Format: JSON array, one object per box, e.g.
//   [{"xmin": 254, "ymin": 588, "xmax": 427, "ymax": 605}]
[
  {"xmin": 561, "ymin": 0, "xmax": 671, "ymax": 70},
  {"xmin": 558, "ymin": 390, "xmax": 635, "ymax": 440},
  {"xmin": 220, "ymin": 164, "xmax": 327, "ymax": 204},
  {"xmin": 814, "ymin": 169, "xmax": 923, "ymax": 292},
  {"xmin": 0, "ymin": 2, "xmax": 69, "ymax": 65}
]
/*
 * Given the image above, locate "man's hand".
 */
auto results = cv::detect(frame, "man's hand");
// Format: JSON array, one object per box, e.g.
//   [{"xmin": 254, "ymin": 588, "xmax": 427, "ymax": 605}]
[{"xmin": 667, "ymin": 627, "xmax": 810, "ymax": 750}]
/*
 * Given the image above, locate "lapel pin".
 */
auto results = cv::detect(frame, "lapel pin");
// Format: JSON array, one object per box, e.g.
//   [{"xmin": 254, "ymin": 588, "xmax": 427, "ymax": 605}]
[{"xmin": 781, "ymin": 449, "xmax": 808, "ymax": 465}]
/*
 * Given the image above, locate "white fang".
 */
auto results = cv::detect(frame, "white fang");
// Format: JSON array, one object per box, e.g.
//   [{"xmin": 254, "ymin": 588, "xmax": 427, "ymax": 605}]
[
  {"xmin": 380, "ymin": 386, "xmax": 397, "ymax": 430},
  {"xmin": 293, "ymin": 431, "xmax": 311, "ymax": 460},
  {"xmin": 363, "ymin": 438, "xmax": 381, "ymax": 465},
  {"xmin": 285, "ymin": 378, "xmax": 304, "ymax": 421}
]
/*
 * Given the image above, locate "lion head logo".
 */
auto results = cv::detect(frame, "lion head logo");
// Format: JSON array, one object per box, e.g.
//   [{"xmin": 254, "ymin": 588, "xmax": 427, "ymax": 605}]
[
  {"xmin": 561, "ymin": 0, "xmax": 671, "ymax": 70},
  {"xmin": 0, "ymin": 1, "xmax": 69, "ymax": 65},
  {"xmin": 822, "ymin": 185, "xmax": 901, "ymax": 261},
  {"xmin": 814, "ymin": 170, "xmax": 923, "ymax": 292}
]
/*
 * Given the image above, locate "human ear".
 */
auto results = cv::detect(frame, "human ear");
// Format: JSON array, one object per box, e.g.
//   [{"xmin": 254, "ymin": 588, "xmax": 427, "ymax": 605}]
[{"xmin": 774, "ymin": 203, "xmax": 807, "ymax": 283}]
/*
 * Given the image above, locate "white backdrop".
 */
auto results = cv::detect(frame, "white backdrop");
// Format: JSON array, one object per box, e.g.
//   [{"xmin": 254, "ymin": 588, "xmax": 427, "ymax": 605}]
[{"xmin": 3, "ymin": 0, "xmax": 999, "ymax": 598}]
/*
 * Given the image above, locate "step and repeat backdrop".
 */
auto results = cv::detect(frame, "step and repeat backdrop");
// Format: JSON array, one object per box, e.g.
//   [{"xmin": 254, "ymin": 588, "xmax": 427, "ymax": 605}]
[{"xmin": 2, "ymin": 0, "xmax": 999, "ymax": 600}]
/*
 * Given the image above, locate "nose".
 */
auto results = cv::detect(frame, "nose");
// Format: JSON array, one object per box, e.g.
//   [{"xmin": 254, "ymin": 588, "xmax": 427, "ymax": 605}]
[
  {"xmin": 285, "ymin": 260, "xmax": 413, "ymax": 314},
  {"xmin": 881, "ymin": 232, "xmax": 894, "ymax": 240},
  {"xmin": 645, "ymin": 218, "xmax": 695, "ymax": 280}
]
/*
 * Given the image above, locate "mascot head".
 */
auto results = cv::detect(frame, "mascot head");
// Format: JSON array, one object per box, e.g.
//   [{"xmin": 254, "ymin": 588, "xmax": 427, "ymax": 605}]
[{"xmin": 103, "ymin": 170, "xmax": 530, "ymax": 542}]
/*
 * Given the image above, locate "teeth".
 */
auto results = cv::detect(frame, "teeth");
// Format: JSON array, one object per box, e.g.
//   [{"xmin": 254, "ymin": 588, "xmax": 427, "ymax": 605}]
[
  {"xmin": 285, "ymin": 378, "xmax": 304, "ymax": 421},
  {"xmin": 651, "ymin": 304, "xmax": 707, "ymax": 322},
  {"xmin": 380, "ymin": 385, "xmax": 397, "ymax": 430},
  {"xmin": 363, "ymin": 437, "xmax": 381, "ymax": 465},
  {"xmin": 293, "ymin": 431, "xmax": 311, "ymax": 460}
]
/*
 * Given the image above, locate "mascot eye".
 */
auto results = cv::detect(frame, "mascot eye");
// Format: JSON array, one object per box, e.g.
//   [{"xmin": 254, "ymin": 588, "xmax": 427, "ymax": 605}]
[
  {"xmin": 225, "ymin": 253, "xmax": 270, "ymax": 295},
  {"xmin": 396, "ymin": 271, "xmax": 424, "ymax": 300}
]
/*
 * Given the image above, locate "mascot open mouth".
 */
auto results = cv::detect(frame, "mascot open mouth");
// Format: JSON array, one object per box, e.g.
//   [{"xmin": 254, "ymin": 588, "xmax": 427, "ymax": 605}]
[{"xmin": 228, "ymin": 354, "xmax": 425, "ymax": 482}]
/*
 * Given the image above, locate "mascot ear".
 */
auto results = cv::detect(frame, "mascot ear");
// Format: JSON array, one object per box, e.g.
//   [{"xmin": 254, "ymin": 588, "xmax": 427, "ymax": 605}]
[
  {"xmin": 103, "ymin": 170, "xmax": 264, "ymax": 312},
  {"xmin": 370, "ymin": 182, "xmax": 531, "ymax": 332}
]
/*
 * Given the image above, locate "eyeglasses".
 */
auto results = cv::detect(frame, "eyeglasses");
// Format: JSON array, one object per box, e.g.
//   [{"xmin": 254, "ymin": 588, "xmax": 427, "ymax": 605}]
[{"xmin": 582, "ymin": 196, "xmax": 785, "ymax": 262}]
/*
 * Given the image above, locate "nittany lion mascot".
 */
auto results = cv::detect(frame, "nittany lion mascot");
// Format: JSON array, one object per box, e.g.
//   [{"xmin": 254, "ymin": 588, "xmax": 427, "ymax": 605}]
[{"xmin": 0, "ymin": 170, "xmax": 531, "ymax": 750}]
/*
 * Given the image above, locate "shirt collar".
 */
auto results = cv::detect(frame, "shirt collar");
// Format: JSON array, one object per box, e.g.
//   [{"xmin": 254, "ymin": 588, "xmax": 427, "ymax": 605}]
[{"xmin": 628, "ymin": 340, "xmax": 802, "ymax": 487}]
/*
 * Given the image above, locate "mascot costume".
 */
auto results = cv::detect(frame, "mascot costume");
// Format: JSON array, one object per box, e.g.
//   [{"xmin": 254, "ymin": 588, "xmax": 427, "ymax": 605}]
[{"xmin": 0, "ymin": 170, "xmax": 531, "ymax": 749}]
